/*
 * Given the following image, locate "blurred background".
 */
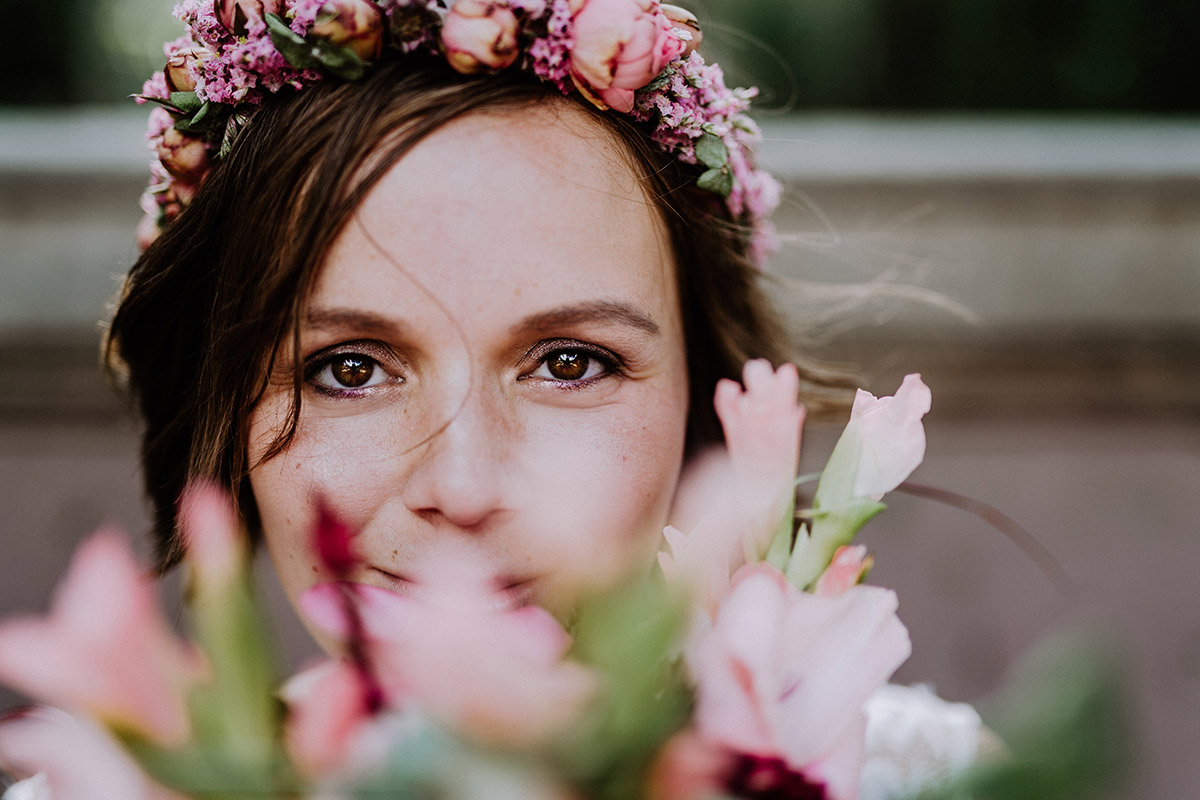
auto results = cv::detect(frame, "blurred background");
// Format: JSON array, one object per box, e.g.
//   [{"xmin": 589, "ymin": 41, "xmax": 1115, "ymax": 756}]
[{"xmin": 1, "ymin": 0, "xmax": 1196, "ymax": 796}]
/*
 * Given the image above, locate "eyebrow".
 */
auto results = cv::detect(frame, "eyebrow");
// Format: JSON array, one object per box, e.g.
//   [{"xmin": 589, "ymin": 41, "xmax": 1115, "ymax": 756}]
[
  {"xmin": 304, "ymin": 307, "xmax": 414, "ymax": 338},
  {"xmin": 514, "ymin": 300, "xmax": 660, "ymax": 337}
]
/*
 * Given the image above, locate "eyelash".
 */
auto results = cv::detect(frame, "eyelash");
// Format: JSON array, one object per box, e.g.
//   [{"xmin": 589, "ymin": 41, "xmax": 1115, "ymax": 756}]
[
  {"xmin": 303, "ymin": 341, "xmax": 403, "ymax": 399},
  {"xmin": 520, "ymin": 339, "xmax": 626, "ymax": 389},
  {"xmin": 302, "ymin": 338, "xmax": 626, "ymax": 399}
]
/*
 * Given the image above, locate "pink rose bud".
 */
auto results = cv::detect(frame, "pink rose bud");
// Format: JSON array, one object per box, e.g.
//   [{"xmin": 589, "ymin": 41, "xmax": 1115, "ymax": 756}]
[
  {"xmin": 660, "ymin": 4, "xmax": 701, "ymax": 54},
  {"xmin": 156, "ymin": 128, "xmax": 210, "ymax": 182},
  {"xmin": 441, "ymin": 0, "xmax": 521, "ymax": 74},
  {"xmin": 813, "ymin": 544, "xmax": 874, "ymax": 597},
  {"xmin": 163, "ymin": 49, "xmax": 210, "ymax": 94},
  {"xmin": 310, "ymin": 0, "xmax": 385, "ymax": 61},
  {"xmin": 217, "ymin": 0, "xmax": 282, "ymax": 35},
  {"xmin": 569, "ymin": 0, "xmax": 686, "ymax": 113}
]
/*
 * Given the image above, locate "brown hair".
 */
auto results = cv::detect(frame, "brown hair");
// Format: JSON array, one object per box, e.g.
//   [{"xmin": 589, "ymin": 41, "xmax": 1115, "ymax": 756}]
[{"xmin": 106, "ymin": 60, "xmax": 845, "ymax": 572}]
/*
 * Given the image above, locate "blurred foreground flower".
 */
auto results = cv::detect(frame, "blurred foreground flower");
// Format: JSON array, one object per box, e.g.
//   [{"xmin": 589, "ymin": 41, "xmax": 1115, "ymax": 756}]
[
  {"xmin": 299, "ymin": 579, "xmax": 598, "ymax": 750},
  {"xmin": 687, "ymin": 564, "xmax": 911, "ymax": 800},
  {"xmin": 0, "ymin": 708, "xmax": 183, "ymax": 800},
  {"xmin": 0, "ymin": 367, "xmax": 1129, "ymax": 800},
  {"xmin": 0, "ymin": 530, "xmax": 201, "ymax": 746},
  {"xmin": 661, "ymin": 360, "xmax": 805, "ymax": 612}
]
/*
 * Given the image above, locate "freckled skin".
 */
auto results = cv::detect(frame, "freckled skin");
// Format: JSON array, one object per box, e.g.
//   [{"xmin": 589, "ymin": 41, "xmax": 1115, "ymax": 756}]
[{"xmin": 248, "ymin": 104, "xmax": 690, "ymax": 634}]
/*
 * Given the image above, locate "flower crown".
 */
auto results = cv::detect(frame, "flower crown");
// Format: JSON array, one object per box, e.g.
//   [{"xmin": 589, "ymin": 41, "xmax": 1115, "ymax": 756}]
[{"xmin": 135, "ymin": 0, "xmax": 782, "ymax": 262}]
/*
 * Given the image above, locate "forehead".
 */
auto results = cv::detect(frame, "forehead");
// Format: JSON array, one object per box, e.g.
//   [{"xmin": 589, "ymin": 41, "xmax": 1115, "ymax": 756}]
[{"xmin": 312, "ymin": 103, "xmax": 677, "ymax": 324}]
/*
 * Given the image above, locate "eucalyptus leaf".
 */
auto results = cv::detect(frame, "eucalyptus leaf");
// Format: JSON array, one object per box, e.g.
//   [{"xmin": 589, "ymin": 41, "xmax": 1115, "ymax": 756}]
[
  {"xmin": 169, "ymin": 91, "xmax": 203, "ymax": 114},
  {"xmin": 694, "ymin": 132, "xmax": 728, "ymax": 169},
  {"xmin": 219, "ymin": 113, "xmax": 248, "ymax": 160},
  {"xmin": 696, "ymin": 167, "xmax": 733, "ymax": 197}
]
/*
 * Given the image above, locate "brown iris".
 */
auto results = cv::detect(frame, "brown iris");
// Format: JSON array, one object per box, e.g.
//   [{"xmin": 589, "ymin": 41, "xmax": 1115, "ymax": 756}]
[
  {"xmin": 547, "ymin": 351, "xmax": 589, "ymax": 381},
  {"xmin": 330, "ymin": 354, "xmax": 374, "ymax": 388}
]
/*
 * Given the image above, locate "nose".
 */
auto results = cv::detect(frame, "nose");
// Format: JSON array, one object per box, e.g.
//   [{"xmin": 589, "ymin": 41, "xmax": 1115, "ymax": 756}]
[{"xmin": 401, "ymin": 383, "xmax": 512, "ymax": 530}]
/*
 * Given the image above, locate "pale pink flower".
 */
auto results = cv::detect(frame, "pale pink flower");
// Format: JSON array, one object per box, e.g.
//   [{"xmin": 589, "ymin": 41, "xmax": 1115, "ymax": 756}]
[
  {"xmin": 847, "ymin": 373, "xmax": 932, "ymax": 502},
  {"xmin": 279, "ymin": 658, "xmax": 376, "ymax": 778},
  {"xmin": 569, "ymin": 0, "xmax": 686, "ymax": 112},
  {"xmin": 442, "ymin": 0, "xmax": 521, "ymax": 73},
  {"xmin": 300, "ymin": 580, "xmax": 597, "ymax": 746},
  {"xmin": 813, "ymin": 544, "xmax": 874, "ymax": 597},
  {"xmin": 309, "ymin": 0, "xmax": 385, "ymax": 60},
  {"xmin": 0, "ymin": 530, "xmax": 201, "ymax": 746},
  {"xmin": 688, "ymin": 564, "xmax": 911, "ymax": 800},
  {"xmin": 660, "ymin": 360, "xmax": 804, "ymax": 611},
  {"xmin": 713, "ymin": 360, "xmax": 805, "ymax": 556},
  {"xmin": 0, "ymin": 707, "xmax": 183, "ymax": 800}
]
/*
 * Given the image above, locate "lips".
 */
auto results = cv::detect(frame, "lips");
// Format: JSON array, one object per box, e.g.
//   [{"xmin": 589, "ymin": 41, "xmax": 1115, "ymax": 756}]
[{"xmin": 365, "ymin": 566, "xmax": 539, "ymax": 612}]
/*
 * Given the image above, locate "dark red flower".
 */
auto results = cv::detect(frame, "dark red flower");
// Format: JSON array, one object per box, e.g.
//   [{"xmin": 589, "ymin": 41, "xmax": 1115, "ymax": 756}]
[{"xmin": 725, "ymin": 754, "xmax": 827, "ymax": 800}]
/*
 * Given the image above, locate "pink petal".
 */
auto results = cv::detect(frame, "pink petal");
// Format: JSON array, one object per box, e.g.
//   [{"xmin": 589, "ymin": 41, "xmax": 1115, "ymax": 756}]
[
  {"xmin": 0, "ymin": 707, "xmax": 182, "ymax": 800},
  {"xmin": 689, "ymin": 564, "xmax": 910, "ymax": 787},
  {"xmin": 280, "ymin": 659, "xmax": 374, "ymax": 778},
  {"xmin": 179, "ymin": 482, "xmax": 242, "ymax": 581},
  {"xmin": 0, "ymin": 531, "xmax": 197, "ymax": 745},
  {"xmin": 813, "ymin": 545, "xmax": 873, "ymax": 597}
]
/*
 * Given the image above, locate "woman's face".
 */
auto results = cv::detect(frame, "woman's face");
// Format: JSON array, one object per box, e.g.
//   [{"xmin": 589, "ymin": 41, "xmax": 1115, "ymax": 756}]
[{"xmin": 248, "ymin": 103, "xmax": 690, "ymax": 625}]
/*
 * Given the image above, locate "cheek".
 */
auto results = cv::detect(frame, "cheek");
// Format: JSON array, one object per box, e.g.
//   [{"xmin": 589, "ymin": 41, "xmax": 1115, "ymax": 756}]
[
  {"xmin": 518, "ymin": 381, "xmax": 689, "ymax": 591},
  {"xmin": 246, "ymin": 395, "xmax": 404, "ymax": 602}
]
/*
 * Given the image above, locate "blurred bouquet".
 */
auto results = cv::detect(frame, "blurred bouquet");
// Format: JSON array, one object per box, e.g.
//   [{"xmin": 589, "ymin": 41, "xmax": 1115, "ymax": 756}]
[{"xmin": 0, "ymin": 366, "xmax": 1127, "ymax": 800}]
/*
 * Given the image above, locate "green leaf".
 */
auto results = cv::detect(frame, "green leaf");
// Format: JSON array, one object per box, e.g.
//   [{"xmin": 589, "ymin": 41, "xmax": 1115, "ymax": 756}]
[
  {"xmin": 562, "ymin": 575, "xmax": 692, "ymax": 800},
  {"xmin": 189, "ymin": 100, "xmax": 212, "ymax": 128},
  {"xmin": 785, "ymin": 500, "xmax": 885, "ymax": 589},
  {"xmin": 131, "ymin": 94, "xmax": 186, "ymax": 113},
  {"xmin": 642, "ymin": 68, "xmax": 673, "ymax": 92},
  {"xmin": 168, "ymin": 91, "xmax": 203, "ymax": 114},
  {"xmin": 312, "ymin": 40, "xmax": 365, "ymax": 81},
  {"xmin": 694, "ymin": 132, "xmax": 728, "ymax": 170},
  {"xmin": 265, "ymin": 12, "xmax": 317, "ymax": 68},
  {"xmin": 266, "ymin": 12, "xmax": 365, "ymax": 80},
  {"xmin": 696, "ymin": 167, "xmax": 733, "ymax": 197}
]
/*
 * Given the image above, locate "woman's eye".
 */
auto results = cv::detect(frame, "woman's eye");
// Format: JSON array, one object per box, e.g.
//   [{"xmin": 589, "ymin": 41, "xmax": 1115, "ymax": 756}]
[
  {"xmin": 308, "ymin": 352, "xmax": 396, "ymax": 393},
  {"xmin": 531, "ymin": 348, "xmax": 612, "ymax": 383}
]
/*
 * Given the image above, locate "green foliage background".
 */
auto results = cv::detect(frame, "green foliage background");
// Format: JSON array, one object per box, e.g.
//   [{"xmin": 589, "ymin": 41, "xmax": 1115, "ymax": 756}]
[{"xmin": 2, "ymin": 0, "xmax": 1198, "ymax": 109}]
